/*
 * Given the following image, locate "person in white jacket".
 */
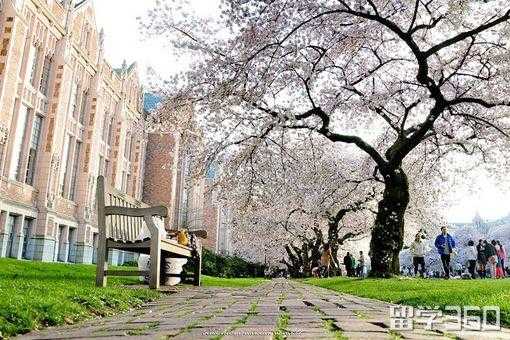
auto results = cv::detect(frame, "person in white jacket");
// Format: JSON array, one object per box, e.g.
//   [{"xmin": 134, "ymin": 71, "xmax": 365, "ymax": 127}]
[
  {"xmin": 410, "ymin": 233, "xmax": 429, "ymax": 277},
  {"xmin": 466, "ymin": 240, "xmax": 477, "ymax": 279}
]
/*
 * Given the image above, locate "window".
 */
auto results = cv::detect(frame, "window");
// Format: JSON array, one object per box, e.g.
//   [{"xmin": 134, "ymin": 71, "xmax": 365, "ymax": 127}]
[
  {"xmin": 39, "ymin": 56, "xmax": 52, "ymax": 96},
  {"xmin": 101, "ymin": 114, "xmax": 108, "ymax": 141},
  {"xmin": 129, "ymin": 135, "xmax": 135, "ymax": 161},
  {"xmin": 124, "ymin": 133, "xmax": 131, "ymax": 159},
  {"xmin": 79, "ymin": 90, "xmax": 88, "ymax": 124},
  {"xmin": 0, "ymin": 142, "xmax": 5, "ymax": 175},
  {"xmin": 59, "ymin": 135, "xmax": 72, "ymax": 196},
  {"xmin": 69, "ymin": 83, "xmax": 79, "ymax": 118},
  {"xmin": 25, "ymin": 45, "xmax": 38, "ymax": 86},
  {"xmin": 21, "ymin": 218, "xmax": 33, "ymax": 260},
  {"xmin": 107, "ymin": 118, "xmax": 114, "ymax": 146},
  {"xmin": 9, "ymin": 105, "xmax": 30, "ymax": 180},
  {"xmin": 29, "ymin": 48, "xmax": 39, "ymax": 86},
  {"xmin": 25, "ymin": 115, "xmax": 43, "ymax": 185},
  {"xmin": 69, "ymin": 141, "xmax": 82, "ymax": 200},
  {"xmin": 5, "ymin": 215, "xmax": 16, "ymax": 258},
  {"xmin": 56, "ymin": 225, "xmax": 66, "ymax": 262}
]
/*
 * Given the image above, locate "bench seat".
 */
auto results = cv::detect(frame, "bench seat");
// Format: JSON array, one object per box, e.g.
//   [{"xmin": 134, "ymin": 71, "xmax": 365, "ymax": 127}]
[{"xmin": 106, "ymin": 237, "xmax": 193, "ymax": 257}]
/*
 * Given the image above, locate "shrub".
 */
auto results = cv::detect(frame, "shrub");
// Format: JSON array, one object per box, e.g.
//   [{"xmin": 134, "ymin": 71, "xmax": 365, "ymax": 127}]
[
  {"xmin": 121, "ymin": 261, "xmax": 139, "ymax": 267},
  {"xmin": 201, "ymin": 249, "xmax": 265, "ymax": 278}
]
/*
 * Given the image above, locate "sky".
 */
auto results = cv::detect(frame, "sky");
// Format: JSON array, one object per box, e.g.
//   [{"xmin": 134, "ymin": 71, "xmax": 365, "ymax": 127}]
[
  {"xmin": 94, "ymin": 0, "xmax": 510, "ymax": 224},
  {"xmin": 95, "ymin": 0, "xmax": 172, "ymax": 79}
]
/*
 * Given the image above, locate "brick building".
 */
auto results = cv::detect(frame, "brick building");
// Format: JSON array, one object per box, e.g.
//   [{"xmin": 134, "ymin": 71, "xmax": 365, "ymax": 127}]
[
  {"xmin": 0, "ymin": 0, "xmax": 146, "ymax": 264},
  {"xmin": 141, "ymin": 114, "xmax": 231, "ymax": 254},
  {"xmin": 142, "ymin": 131, "xmax": 205, "ymax": 234}
]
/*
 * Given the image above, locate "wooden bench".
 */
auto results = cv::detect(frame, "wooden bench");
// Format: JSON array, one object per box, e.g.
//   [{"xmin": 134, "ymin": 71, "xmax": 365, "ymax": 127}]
[{"xmin": 95, "ymin": 176, "xmax": 201, "ymax": 289}]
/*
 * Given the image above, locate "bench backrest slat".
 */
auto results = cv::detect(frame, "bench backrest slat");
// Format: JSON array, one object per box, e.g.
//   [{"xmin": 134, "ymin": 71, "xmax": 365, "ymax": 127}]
[{"xmin": 96, "ymin": 176, "xmax": 150, "ymax": 242}]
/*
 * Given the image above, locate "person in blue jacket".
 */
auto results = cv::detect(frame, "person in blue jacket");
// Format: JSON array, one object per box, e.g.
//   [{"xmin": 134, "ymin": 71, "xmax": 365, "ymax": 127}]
[{"xmin": 434, "ymin": 225, "xmax": 456, "ymax": 279}]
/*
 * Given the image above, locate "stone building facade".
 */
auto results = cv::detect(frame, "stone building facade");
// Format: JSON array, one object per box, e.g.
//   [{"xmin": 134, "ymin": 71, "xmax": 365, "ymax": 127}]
[{"xmin": 0, "ymin": 0, "xmax": 146, "ymax": 264}]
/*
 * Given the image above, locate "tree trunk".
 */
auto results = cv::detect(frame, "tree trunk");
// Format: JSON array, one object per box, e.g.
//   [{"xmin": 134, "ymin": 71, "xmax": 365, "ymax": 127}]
[
  {"xmin": 310, "ymin": 227, "xmax": 323, "ymax": 268},
  {"xmin": 328, "ymin": 222, "xmax": 342, "ymax": 274},
  {"xmin": 369, "ymin": 168, "xmax": 410, "ymax": 277}
]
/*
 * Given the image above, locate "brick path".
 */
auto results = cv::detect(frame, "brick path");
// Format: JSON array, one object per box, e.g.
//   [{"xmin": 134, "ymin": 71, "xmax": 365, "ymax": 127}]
[{"xmin": 22, "ymin": 280, "xmax": 510, "ymax": 340}]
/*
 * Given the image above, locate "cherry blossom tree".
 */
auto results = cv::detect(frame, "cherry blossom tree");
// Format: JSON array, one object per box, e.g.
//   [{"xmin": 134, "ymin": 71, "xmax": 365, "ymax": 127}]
[
  {"xmin": 214, "ymin": 136, "xmax": 443, "ymax": 277},
  {"xmin": 218, "ymin": 139, "xmax": 376, "ymax": 276},
  {"xmin": 142, "ymin": 0, "xmax": 510, "ymax": 276}
]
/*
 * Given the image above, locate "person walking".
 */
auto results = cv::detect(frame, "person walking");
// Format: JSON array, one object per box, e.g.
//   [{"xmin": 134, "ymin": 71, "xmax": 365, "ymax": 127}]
[
  {"xmin": 320, "ymin": 243, "xmax": 333, "ymax": 278},
  {"xmin": 410, "ymin": 233, "xmax": 428, "ymax": 277},
  {"xmin": 466, "ymin": 240, "xmax": 477, "ymax": 279},
  {"xmin": 497, "ymin": 241, "xmax": 507, "ymax": 277},
  {"xmin": 357, "ymin": 251, "xmax": 366, "ymax": 278},
  {"xmin": 343, "ymin": 252, "xmax": 354, "ymax": 277},
  {"xmin": 434, "ymin": 226, "xmax": 456, "ymax": 279},
  {"xmin": 493, "ymin": 240, "xmax": 504, "ymax": 278},
  {"xmin": 484, "ymin": 240, "xmax": 498, "ymax": 278},
  {"xmin": 477, "ymin": 239, "xmax": 487, "ymax": 278}
]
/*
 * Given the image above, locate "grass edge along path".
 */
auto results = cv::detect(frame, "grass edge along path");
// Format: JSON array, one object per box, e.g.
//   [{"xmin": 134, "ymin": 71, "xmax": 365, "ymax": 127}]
[
  {"xmin": 303, "ymin": 276, "xmax": 510, "ymax": 327},
  {"xmin": 0, "ymin": 259, "xmax": 161, "ymax": 338},
  {"xmin": 202, "ymin": 275, "xmax": 267, "ymax": 288}
]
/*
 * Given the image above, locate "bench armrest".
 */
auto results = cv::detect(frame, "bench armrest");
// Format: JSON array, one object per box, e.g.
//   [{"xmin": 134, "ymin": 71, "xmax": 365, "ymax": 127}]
[
  {"xmin": 104, "ymin": 206, "xmax": 168, "ymax": 218},
  {"xmin": 167, "ymin": 229, "xmax": 208, "ymax": 239}
]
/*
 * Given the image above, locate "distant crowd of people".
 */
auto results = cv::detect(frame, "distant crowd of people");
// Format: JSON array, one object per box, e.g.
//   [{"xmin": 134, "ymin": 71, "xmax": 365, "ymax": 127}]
[
  {"xmin": 410, "ymin": 225, "xmax": 507, "ymax": 279},
  {"xmin": 311, "ymin": 243, "xmax": 367, "ymax": 279},
  {"xmin": 343, "ymin": 251, "xmax": 366, "ymax": 278},
  {"xmin": 308, "ymin": 225, "xmax": 508, "ymax": 280}
]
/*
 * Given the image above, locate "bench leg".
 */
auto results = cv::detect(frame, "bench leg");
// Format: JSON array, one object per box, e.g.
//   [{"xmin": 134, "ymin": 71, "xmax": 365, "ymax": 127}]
[
  {"xmin": 194, "ymin": 253, "xmax": 201, "ymax": 286},
  {"xmin": 160, "ymin": 253, "xmax": 168, "ymax": 286},
  {"xmin": 95, "ymin": 243, "xmax": 108, "ymax": 287},
  {"xmin": 149, "ymin": 239, "xmax": 161, "ymax": 289}
]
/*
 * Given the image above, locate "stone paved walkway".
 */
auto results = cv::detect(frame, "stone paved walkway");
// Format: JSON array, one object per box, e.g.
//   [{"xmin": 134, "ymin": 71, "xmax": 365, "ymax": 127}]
[{"xmin": 22, "ymin": 280, "xmax": 510, "ymax": 340}]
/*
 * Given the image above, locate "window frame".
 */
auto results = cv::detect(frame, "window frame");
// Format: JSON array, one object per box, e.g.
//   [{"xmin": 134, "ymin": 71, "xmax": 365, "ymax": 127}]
[
  {"xmin": 25, "ymin": 114, "xmax": 43, "ymax": 186},
  {"xmin": 69, "ymin": 140, "xmax": 82, "ymax": 201},
  {"xmin": 39, "ymin": 55, "xmax": 52, "ymax": 96}
]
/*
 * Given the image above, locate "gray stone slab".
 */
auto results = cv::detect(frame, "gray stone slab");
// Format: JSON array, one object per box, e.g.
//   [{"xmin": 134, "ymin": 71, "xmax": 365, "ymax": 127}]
[
  {"xmin": 342, "ymin": 331, "xmax": 392, "ymax": 339},
  {"xmin": 334, "ymin": 320, "xmax": 388, "ymax": 332}
]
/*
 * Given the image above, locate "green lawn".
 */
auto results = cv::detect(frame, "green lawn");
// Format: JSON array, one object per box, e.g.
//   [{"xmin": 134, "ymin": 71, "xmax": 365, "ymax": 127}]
[
  {"xmin": 202, "ymin": 275, "xmax": 267, "ymax": 288},
  {"xmin": 0, "ymin": 258, "xmax": 266, "ymax": 338},
  {"xmin": 0, "ymin": 258, "xmax": 160, "ymax": 338},
  {"xmin": 303, "ymin": 277, "xmax": 510, "ymax": 326}
]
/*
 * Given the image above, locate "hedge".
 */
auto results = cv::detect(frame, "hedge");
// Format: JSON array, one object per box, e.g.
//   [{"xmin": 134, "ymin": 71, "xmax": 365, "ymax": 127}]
[{"xmin": 201, "ymin": 249, "xmax": 265, "ymax": 278}]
